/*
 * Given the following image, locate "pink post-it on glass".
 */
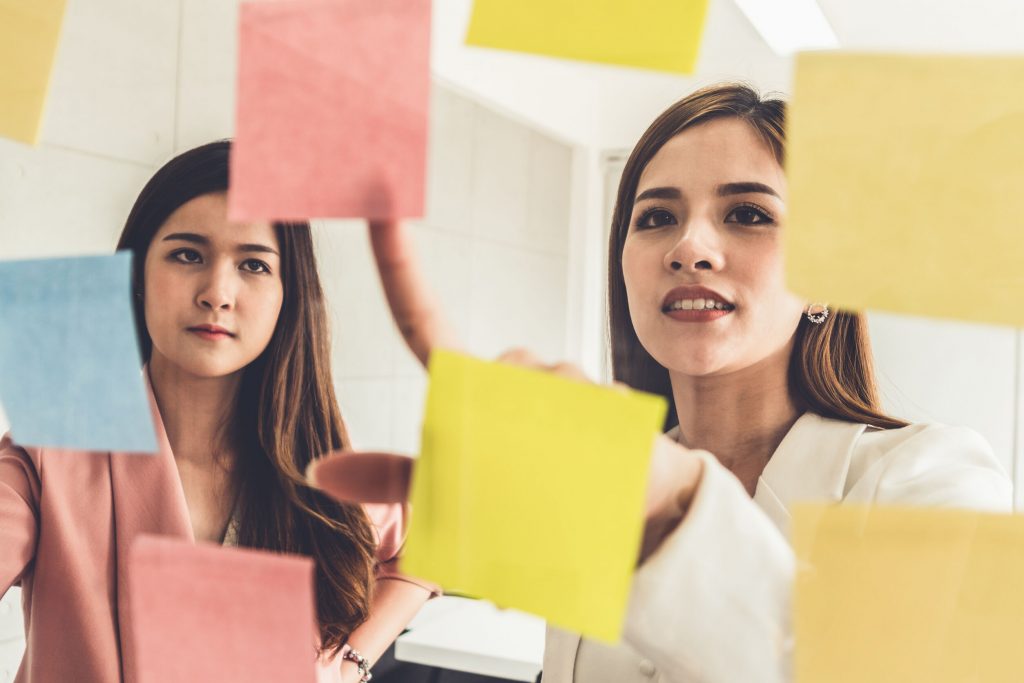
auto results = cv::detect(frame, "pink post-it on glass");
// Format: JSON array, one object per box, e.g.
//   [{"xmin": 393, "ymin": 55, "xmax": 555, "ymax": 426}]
[
  {"xmin": 230, "ymin": 0, "xmax": 431, "ymax": 221},
  {"xmin": 128, "ymin": 535, "xmax": 317, "ymax": 683}
]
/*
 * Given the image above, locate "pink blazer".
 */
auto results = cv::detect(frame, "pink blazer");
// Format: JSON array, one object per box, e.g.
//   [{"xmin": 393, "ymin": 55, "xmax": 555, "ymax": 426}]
[{"xmin": 0, "ymin": 394, "xmax": 422, "ymax": 682}]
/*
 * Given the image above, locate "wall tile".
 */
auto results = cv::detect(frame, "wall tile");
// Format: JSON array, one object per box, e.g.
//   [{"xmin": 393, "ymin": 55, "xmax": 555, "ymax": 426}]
[
  {"xmin": 0, "ymin": 141, "xmax": 152, "ymax": 259},
  {"xmin": 42, "ymin": 0, "xmax": 178, "ymax": 165},
  {"xmin": 868, "ymin": 312, "xmax": 1016, "ymax": 477},
  {"xmin": 393, "ymin": 223, "xmax": 473, "ymax": 377},
  {"xmin": 314, "ymin": 222, "xmax": 399, "ymax": 378},
  {"xmin": 424, "ymin": 87, "xmax": 475, "ymax": 235},
  {"xmin": 335, "ymin": 377, "xmax": 393, "ymax": 452},
  {"xmin": 525, "ymin": 132, "xmax": 572, "ymax": 256},
  {"xmin": 469, "ymin": 110, "xmax": 531, "ymax": 248},
  {"xmin": 392, "ymin": 374, "xmax": 428, "ymax": 456},
  {"xmin": 468, "ymin": 242, "xmax": 568, "ymax": 362},
  {"xmin": 176, "ymin": 0, "xmax": 239, "ymax": 152}
]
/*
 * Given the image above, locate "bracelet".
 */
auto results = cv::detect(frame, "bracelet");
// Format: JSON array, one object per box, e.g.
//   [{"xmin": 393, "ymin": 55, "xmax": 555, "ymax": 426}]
[{"xmin": 341, "ymin": 645, "xmax": 373, "ymax": 682}]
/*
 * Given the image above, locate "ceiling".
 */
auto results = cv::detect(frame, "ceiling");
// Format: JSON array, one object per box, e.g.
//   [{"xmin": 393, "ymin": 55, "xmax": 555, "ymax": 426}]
[{"xmin": 430, "ymin": 0, "xmax": 1024, "ymax": 150}]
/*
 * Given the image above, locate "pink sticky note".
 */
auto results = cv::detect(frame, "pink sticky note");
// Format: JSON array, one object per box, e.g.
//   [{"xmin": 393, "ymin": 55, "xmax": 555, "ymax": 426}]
[
  {"xmin": 128, "ymin": 535, "xmax": 317, "ymax": 683},
  {"xmin": 230, "ymin": 0, "xmax": 431, "ymax": 221}
]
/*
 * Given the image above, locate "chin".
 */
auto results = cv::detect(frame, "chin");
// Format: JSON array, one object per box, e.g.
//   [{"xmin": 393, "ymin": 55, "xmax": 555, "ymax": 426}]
[
  {"xmin": 648, "ymin": 347, "xmax": 728, "ymax": 378},
  {"xmin": 169, "ymin": 353, "xmax": 250, "ymax": 380}
]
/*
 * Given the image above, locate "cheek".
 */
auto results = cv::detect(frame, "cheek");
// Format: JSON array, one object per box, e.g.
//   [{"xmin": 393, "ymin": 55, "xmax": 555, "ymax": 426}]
[
  {"xmin": 142, "ymin": 260, "xmax": 182, "ymax": 332},
  {"xmin": 251, "ymin": 284, "xmax": 284, "ymax": 336},
  {"xmin": 621, "ymin": 239, "xmax": 652, "ymax": 303}
]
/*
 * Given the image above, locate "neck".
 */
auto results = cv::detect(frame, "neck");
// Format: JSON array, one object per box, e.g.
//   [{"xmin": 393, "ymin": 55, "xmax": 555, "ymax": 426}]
[
  {"xmin": 669, "ymin": 341, "xmax": 802, "ymax": 495},
  {"xmin": 147, "ymin": 353, "xmax": 241, "ymax": 468}
]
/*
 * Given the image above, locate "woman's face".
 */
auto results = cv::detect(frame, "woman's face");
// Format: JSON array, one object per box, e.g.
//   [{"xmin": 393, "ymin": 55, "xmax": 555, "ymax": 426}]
[
  {"xmin": 143, "ymin": 192, "xmax": 283, "ymax": 379},
  {"xmin": 622, "ymin": 117, "xmax": 803, "ymax": 378}
]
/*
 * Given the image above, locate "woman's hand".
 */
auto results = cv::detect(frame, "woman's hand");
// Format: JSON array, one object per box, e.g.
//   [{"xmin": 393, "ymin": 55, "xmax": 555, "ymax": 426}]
[
  {"xmin": 310, "ymin": 348, "xmax": 704, "ymax": 565},
  {"xmin": 369, "ymin": 219, "xmax": 460, "ymax": 367}
]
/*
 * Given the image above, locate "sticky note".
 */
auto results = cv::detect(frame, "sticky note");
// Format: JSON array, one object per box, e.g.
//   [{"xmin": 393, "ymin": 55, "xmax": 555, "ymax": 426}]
[
  {"xmin": 794, "ymin": 504, "xmax": 1024, "ymax": 683},
  {"xmin": 0, "ymin": 253, "xmax": 157, "ymax": 452},
  {"xmin": 129, "ymin": 536, "xmax": 317, "ymax": 683},
  {"xmin": 0, "ymin": 0, "xmax": 67, "ymax": 144},
  {"xmin": 229, "ymin": 0, "xmax": 431, "ymax": 221},
  {"xmin": 465, "ymin": 0, "xmax": 710, "ymax": 75},
  {"xmin": 786, "ymin": 53, "xmax": 1024, "ymax": 327},
  {"xmin": 402, "ymin": 350, "xmax": 667, "ymax": 643}
]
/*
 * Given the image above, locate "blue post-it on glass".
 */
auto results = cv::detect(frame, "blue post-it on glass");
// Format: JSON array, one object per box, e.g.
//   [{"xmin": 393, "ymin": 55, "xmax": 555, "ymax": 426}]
[{"xmin": 0, "ymin": 252, "xmax": 158, "ymax": 453}]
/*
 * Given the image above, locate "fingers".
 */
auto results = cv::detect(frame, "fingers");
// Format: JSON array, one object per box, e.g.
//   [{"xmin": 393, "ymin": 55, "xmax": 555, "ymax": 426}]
[
  {"xmin": 368, "ymin": 220, "xmax": 461, "ymax": 368},
  {"xmin": 496, "ymin": 348, "xmax": 593, "ymax": 384},
  {"xmin": 307, "ymin": 451, "xmax": 414, "ymax": 505}
]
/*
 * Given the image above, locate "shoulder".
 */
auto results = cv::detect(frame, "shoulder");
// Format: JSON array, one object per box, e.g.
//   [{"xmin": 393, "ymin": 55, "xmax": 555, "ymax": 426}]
[
  {"xmin": 843, "ymin": 419, "xmax": 1011, "ymax": 511},
  {"xmin": 853, "ymin": 421, "xmax": 1000, "ymax": 474},
  {"xmin": 0, "ymin": 431, "xmax": 42, "ymax": 502},
  {"xmin": 1, "ymin": 431, "xmax": 40, "ymax": 470}
]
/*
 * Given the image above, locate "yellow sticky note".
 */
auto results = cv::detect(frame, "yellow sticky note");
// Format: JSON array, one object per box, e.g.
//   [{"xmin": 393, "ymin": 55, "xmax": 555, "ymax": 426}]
[
  {"xmin": 0, "ymin": 0, "xmax": 67, "ymax": 145},
  {"xmin": 403, "ymin": 350, "xmax": 667, "ymax": 643},
  {"xmin": 786, "ymin": 53, "xmax": 1024, "ymax": 328},
  {"xmin": 794, "ymin": 504, "xmax": 1024, "ymax": 683},
  {"xmin": 465, "ymin": 0, "xmax": 710, "ymax": 75}
]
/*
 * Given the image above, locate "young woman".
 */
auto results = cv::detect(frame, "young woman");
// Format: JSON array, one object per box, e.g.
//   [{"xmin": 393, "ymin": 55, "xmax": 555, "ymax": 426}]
[
  {"xmin": 0, "ymin": 141, "xmax": 432, "ymax": 683},
  {"xmin": 319, "ymin": 84, "xmax": 1012, "ymax": 682}
]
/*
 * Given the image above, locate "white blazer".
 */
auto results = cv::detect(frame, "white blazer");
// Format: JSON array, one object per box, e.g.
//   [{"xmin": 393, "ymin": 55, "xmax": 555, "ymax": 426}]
[{"xmin": 542, "ymin": 412, "xmax": 1012, "ymax": 683}]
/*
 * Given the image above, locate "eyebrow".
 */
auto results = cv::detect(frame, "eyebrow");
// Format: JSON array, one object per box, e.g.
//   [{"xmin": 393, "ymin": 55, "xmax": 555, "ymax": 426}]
[
  {"xmin": 634, "ymin": 182, "xmax": 781, "ymax": 204},
  {"xmin": 716, "ymin": 182, "xmax": 781, "ymax": 199},
  {"xmin": 162, "ymin": 232, "xmax": 280, "ymax": 256},
  {"xmin": 634, "ymin": 187, "xmax": 682, "ymax": 203}
]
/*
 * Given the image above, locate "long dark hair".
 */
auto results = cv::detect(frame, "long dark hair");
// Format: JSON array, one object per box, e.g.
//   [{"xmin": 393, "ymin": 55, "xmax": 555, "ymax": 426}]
[
  {"xmin": 116, "ymin": 140, "xmax": 377, "ymax": 653},
  {"xmin": 608, "ymin": 84, "xmax": 907, "ymax": 431}
]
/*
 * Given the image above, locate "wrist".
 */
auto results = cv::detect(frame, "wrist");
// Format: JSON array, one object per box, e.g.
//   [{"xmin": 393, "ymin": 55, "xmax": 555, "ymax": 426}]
[{"xmin": 340, "ymin": 644, "xmax": 373, "ymax": 683}]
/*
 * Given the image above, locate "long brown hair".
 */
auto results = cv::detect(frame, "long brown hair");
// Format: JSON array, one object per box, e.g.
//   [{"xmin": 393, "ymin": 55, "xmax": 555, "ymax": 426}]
[
  {"xmin": 117, "ymin": 141, "xmax": 376, "ymax": 654},
  {"xmin": 608, "ymin": 83, "xmax": 907, "ymax": 431}
]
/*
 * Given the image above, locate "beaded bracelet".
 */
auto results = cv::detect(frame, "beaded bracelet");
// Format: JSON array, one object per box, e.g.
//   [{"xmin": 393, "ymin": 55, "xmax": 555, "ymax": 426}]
[{"xmin": 341, "ymin": 645, "xmax": 372, "ymax": 683}]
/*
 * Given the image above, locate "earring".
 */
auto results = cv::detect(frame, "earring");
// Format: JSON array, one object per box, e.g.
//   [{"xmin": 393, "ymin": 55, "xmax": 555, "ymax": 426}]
[{"xmin": 806, "ymin": 303, "xmax": 829, "ymax": 324}]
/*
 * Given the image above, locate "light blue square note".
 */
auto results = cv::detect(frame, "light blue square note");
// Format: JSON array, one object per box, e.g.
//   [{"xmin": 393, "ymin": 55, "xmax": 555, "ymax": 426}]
[{"xmin": 0, "ymin": 252, "xmax": 157, "ymax": 452}]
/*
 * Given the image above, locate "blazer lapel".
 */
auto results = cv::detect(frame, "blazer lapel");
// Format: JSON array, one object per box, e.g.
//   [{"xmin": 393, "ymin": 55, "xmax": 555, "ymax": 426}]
[
  {"xmin": 753, "ymin": 412, "xmax": 867, "ymax": 537},
  {"xmin": 109, "ymin": 372, "xmax": 194, "ymax": 682}
]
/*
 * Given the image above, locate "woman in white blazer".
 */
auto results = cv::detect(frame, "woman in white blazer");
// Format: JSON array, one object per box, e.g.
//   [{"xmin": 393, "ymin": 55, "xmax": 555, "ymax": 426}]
[{"xmin": 329, "ymin": 83, "xmax": 1012, "ymax": 683}]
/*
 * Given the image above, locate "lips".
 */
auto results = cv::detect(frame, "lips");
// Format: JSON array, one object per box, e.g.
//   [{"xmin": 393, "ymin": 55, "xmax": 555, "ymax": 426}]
[
  {"xmin": 187, "ymin": 324, "xmax": 235, "ymax": 337},
  {"xmin": 660, "ymin": 285, "xmax": 735, "ymax": 313}
]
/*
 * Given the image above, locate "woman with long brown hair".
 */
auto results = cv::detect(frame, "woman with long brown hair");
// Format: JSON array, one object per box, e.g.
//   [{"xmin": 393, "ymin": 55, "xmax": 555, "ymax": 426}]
[
  {"xmin": 335, "ymin": 83, "xmax": 1011, "ymax": 682},
  {"xmin": 0, "ymin": 141, "xmax": 432, "ymax": 682}
]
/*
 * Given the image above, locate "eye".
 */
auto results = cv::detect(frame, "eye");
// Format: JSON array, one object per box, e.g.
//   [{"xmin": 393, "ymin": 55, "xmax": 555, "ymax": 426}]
[
  {"xmin": 241, "ymin": 259, "xmax": 272, "ymax": 275},
  {"xmin": 170, "ymin": 248, "xmax": 202, "ymax": 264},
  {"xmin": 635, "ymin": 208, "xmax": 677, "ymax": 230},
  {"xmin": 725, "ymin": 203, "xmax": 775, "ymax": 226}
]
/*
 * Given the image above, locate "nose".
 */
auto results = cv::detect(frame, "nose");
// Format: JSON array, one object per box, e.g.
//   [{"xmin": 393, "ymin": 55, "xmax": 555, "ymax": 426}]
[
  {"xmin": 196, "ymin": 262, "xmax": 237, "ymax": 311},
  {"xmin": 663, "ymin": 218, "xmax": 724, "ymax": 274}
]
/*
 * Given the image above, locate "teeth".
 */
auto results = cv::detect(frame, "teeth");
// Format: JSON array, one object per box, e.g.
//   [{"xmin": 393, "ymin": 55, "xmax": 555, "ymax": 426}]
[{"xmin": 667, "ymin": 298, "xmax": 732, "ymax": 311}]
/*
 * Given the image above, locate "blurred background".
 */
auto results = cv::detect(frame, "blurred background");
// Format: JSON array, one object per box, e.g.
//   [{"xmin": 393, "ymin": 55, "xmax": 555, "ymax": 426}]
[{"xmin": 1, "ymin": 0, "xmax": 1023, "ymax": 680}]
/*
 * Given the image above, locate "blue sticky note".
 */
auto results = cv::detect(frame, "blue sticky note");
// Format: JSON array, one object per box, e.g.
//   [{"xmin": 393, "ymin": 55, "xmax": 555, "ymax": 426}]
[{"xmin": 0, "ymin": 252, "xmax": 158, "ymax": 452}]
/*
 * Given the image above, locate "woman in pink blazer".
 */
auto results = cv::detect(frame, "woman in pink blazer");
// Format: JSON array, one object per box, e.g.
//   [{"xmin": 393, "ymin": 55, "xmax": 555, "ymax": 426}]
[{"xmin": 0, "ymin": 141, "xmax": 433, "ymax": 682}]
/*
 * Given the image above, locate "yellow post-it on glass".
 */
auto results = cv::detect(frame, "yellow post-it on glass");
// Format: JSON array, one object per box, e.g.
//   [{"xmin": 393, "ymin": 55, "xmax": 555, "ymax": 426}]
[
  {"xmin": 465, "ymin": 0, "xmax": 710, "ymax": 75},
  {"xmin": 403, "ymin": 350, "xmax": 667, "ymax": 643},
  {"xmin": 786, "ymin": 53, "xmax": 1024, "ymax": 328},
  {"xmin": 794, "ymin": 504, "xmax": 1024, "ymax": 683},
  {"xmin": 0, "ymin": 0, "xmax": 67, "ymax": 145}
]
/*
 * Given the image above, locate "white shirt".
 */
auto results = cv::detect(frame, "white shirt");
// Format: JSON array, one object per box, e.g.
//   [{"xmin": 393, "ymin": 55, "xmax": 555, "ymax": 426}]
[{"xmin": 542, "ymin": 412, "xmax": 1012, "ymax": 683}]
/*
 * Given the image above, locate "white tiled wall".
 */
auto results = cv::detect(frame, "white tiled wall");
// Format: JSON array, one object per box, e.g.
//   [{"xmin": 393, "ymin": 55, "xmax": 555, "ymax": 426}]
[
  {"xmin": 867, "ymin": 312, "xmax": 1018, "ymax": 478},
  {"xmin": 42, "ymin": 0, "xmax": 179, "ymax": 166}
]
